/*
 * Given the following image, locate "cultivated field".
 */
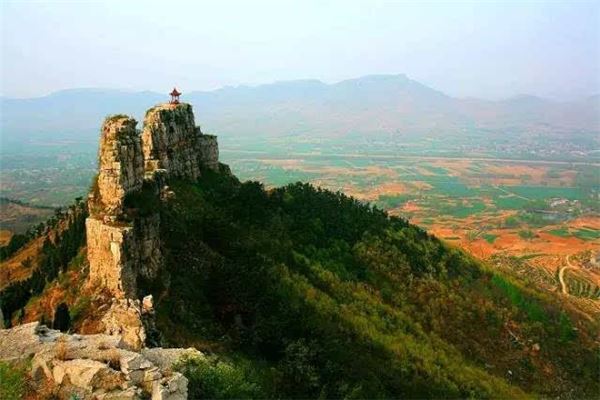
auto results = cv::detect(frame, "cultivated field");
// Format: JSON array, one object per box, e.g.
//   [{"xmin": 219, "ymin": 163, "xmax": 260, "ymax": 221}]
[{"xmin": 221, "ymin": 137, "xmax": 600, "ymax": 306}]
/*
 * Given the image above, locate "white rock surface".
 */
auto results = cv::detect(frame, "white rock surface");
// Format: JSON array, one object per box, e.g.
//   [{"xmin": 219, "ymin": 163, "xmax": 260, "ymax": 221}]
[{"xmin": 0, "ymin": 322, "xmax": 199, "ymax": 400}]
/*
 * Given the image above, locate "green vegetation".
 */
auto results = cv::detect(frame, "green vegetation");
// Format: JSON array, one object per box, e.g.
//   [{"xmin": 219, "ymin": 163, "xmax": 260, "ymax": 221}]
[
  {"xmin": 572, "ymin": 227, "xmax": 600, "ymax": 241},
  {"xmin": 104, "ymin": 113, "xmax": 130, "ymax": 124},
  {"xmin": 482, "ymin": 233, "xmax": 498, "ymax": 243},
  {"xmin": 124, "ymin": 181, "xmax": 161, "ymax": 217},
  {"xmin": 565, "ymin": 274, "xmax": 600, "ymax": 300},
  {"xmin": 518, "ymin": 230, "xmax": 536, "ymax": 240},
  {"xmin": 547, "ymin": 227, "xmax": 570, "ymax": 238},
  {"xmin": 175, "ymin": 356, "xmax": 266, "ymax": 399},
  {"xmin": 495, "ymin": 195, "xmax": 530, "ymax": 210},
  {"xmin": 501, "ymin": 186, "xmax": 584, "ymax": 201},
  {"xmin": 148, "ymin": 169, "xmax": 599, "ymax": 399},
  {"xmin": 0, "ymin": 200, "xmax": 88, "ymax": 327},
  {"xmin": 439, "ymin": 199, "xmax": 486, "ymax": 218},
  {"xmin": 491, "ymin": 274, "xmax": 547, "ymax": 324},
  {"xmin": 504, "ymin": 216, "xmax": 520, "ymax": 228},
  {"xmin": 0, "ymin": 361, "xmax": 28, "ymax": 400},
  {"xmin": 376, "ymin": 194, "xmax": 414, "ymax": 209}
]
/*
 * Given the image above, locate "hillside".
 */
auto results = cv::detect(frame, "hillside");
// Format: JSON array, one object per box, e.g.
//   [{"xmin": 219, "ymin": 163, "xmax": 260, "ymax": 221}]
[
  {"xmin": 2, "ymin": 169, "xmax": 599, "ymax": 398},
  {"xmin": 1, "ymin": 75, "xmax": 598, "ymax": 146},
  {"xmin": 0, "ymin": 198, "xmax": 55, "ymax": 234},
  {"xmin": 154, "ymin": 172, "xmax": 599, "ymax": 398},
  {"xmin": 1, "ymin": 103, "xmax": 598, "ymax": 399}
]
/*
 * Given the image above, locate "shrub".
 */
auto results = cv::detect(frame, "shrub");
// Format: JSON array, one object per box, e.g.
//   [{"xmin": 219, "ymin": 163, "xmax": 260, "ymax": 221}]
[
  {"xmin": 175, "ymin": 356, "xmax": 264, "ymax": 399},
  {"xmin": 52, "ymin": 302, "xmax": 71, "ymax": 332},
  {"xmin": 69, "ymin": 295, "xmax": 91, "ymax": 323}
]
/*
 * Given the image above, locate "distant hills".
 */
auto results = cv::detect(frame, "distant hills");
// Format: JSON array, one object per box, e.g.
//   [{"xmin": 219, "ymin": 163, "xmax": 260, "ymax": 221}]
[{"xmin": 1, "ymin": 74, "xmax": 598, "ymax": 145}]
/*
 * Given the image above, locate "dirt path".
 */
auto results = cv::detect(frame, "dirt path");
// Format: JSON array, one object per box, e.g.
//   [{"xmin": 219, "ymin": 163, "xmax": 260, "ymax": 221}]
[
  {"xmin": 559, "ymin": 255, "xmax": 576, "ymax": 295},
  {"xmin": 493, "ymin": 185, "xmax": 531, "ymax": 201}
]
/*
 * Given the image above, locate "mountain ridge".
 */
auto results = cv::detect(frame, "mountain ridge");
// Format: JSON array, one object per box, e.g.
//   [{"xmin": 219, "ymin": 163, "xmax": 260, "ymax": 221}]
[
  {"xmin": 2, "ymin": 74, "xmax": 597, "ymax": 145},
  {"xmin": 3, "ymin": 74, "xmax": 596, "ymax": 103}
]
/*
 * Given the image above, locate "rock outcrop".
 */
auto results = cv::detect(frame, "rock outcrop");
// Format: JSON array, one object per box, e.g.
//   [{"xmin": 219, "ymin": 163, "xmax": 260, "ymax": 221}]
[
  {"xmin": 94, "ymin": 116, "xmax": 144, "ymax": 215},
  {"xmin": 86, "ymin": 102, "xmax": 219, "ymax": 301},
  {"xmin": 142, "ymin": 103, "xmax": 218, "ymax": 178},
  {"xmin": 1, "ymin": 102, "xmax": 221, "ymax": 399},
  {"xmin": 86, "ymin": 213, "xmax": 162, "ymax": 299},
  {"xmin": 83, "ymin": 102, "xmax": 223, "ymax": 353},
  {"xmin": 0, "ymin": 322, "xmax": 202, "ymax": 400},
  {"xmin": 197, "ymin": 134, "xmax": 219, "ymax": 171}
]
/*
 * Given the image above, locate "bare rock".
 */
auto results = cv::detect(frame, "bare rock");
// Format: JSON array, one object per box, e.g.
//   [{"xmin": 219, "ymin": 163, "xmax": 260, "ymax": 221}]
[
  {"xmin": 142, "ymin": 295, "xmax": 154, "ymax": 315},
  {"xmin": 141, "ymin": 347, "xmax": 204, "ymax": 370},
  {"xmin": 101, "ymin": 299, "xmax": 146, "ymax": 351},
  {"xmin": 152, "ymin": 372, "xmax": 188, "ymax": 400},
  {"xmin": 86, "ymin": 212, "xmax": 162, "ymax": 299},
  {"xmin": 52, "ymin": 358, "xmax": 125, "ymax": 391},
  {"xmin": 0, "ymin": 323, "xmax": 199, "ymax": 399},
  {"xmin": 94, "ymin": 116, "xmax": 144, "ymax": 215},
  {"xmin": 197, "ymin": 134, "xmax": 219, "ymax": 171},
  {"xmin": 142, "ymin": 103, "xmax": 203, "ymax": 180}
]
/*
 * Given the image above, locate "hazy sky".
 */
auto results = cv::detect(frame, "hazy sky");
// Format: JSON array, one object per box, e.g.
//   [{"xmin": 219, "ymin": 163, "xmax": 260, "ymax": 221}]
[{"xmin": 1, "ymin": 0, "xmax": 599, "ymax": 100}]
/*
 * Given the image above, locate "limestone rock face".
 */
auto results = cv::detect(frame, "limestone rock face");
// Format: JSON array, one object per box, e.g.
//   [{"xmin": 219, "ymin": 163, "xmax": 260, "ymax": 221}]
[
  {"xmin": 85, "ymin": 102, "xmax": 224, "ymax": 356},
  {"xmin": 0, "ymin": 322, "xmax": 199, "ymax": 400},
  {"xmin": 87, "ymin": 212, "xmax": 161, "ymax": 299},
  {"xmin": 143, "ymin": 103, "xmax": 203, "ymax": 180},
  {"xmin": 101, "ymin": 299, "xmax": 146, "ymax": 351},
  {"xmin": 86, "ymin": 217, "xmax": 137, "ymax": 298},
  {"xmin": 96, "ymin": 116, "xmax": 144, "ymax": 215},
  {"xmin": 197, "ymin": 134, "xmax": 220, "ymax": 171}
]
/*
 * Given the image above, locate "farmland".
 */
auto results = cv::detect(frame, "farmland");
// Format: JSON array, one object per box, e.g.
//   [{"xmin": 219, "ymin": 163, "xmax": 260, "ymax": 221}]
[
  {"xmin": 1, "ymin": 133, "xmax": 599, "ymax": 305},
  {"xmin": 219, "ymin": 136, "xmax": 600, "ymax": 305}
]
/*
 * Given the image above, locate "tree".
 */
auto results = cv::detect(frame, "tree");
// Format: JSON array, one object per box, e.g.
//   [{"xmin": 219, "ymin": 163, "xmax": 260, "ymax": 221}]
[{"xmin": 52, "ymin": 303, "xmax": 70, "ymax": 332}]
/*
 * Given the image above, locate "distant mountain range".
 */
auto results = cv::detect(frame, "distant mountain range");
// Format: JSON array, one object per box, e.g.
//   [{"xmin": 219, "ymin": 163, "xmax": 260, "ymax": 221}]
[{"xmin": 1, "ymin": 74, "xmax": 598, "ymax": 145}]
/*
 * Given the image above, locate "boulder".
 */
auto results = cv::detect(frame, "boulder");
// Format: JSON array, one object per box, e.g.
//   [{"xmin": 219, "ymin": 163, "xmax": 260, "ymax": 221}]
[{"xmin": 0, "ymin": 323, "xmax": 198, "ymax": 399}]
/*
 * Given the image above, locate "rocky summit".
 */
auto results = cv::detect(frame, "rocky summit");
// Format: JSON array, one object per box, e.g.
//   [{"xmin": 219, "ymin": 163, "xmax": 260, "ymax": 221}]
[
  {"xmin": 87, "ymin": 102, "xmax": 222, "ymax": 302},
  {"xmin": 1, "ymin": 102, "xmax": 225, "ymax": 399}
]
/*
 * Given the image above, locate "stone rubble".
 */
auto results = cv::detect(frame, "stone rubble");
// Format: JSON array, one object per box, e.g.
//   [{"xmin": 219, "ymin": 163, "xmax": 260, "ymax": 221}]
[{"xmin": 0, "ymin": 322, "xmax": 203, "ymax": 400}]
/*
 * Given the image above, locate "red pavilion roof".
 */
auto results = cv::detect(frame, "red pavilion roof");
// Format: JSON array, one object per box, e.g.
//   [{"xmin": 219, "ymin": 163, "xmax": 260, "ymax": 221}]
[{"xmin": 170, "ymin": 88, "xmax": 181, "ymax": 96}]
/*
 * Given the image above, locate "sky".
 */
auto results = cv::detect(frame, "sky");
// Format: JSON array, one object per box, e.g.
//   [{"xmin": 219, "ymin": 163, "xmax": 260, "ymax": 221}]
[{"xmin": 1, "ymin": 0, "xmax": 599, "ymax": 100}]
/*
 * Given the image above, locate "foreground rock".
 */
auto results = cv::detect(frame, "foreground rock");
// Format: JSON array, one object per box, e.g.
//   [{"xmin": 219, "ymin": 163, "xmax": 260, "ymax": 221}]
[{"xmin": 0, "ymin": 322, "xmax": 203, "ymax": 399}]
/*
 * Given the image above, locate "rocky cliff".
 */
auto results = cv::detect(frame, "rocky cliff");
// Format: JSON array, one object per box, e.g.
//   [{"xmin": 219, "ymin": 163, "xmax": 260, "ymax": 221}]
[
  {"xmin": 93, "ymin": 116, "xmax": 144, "ymax": 215},
  {"xmin": 85, "ymin": 102, "xmax": 223, "ymax": 350},
  {"xmin": 0, "ymin": 102, "xmax": 221, "ymax": 399},
  {"xmin": 87, "ymin": 103, "xmax": 220, "ymax": 301},
  {"xmin": 142, "ymin": 103, "xmax": 219, "ymax": 179}
]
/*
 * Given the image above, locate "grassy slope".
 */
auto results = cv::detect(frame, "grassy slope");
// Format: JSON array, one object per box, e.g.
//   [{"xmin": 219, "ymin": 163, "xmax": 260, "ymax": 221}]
[{"xmin": 148, "ymin": 169, "xmax": 599, "ymax": 399}]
